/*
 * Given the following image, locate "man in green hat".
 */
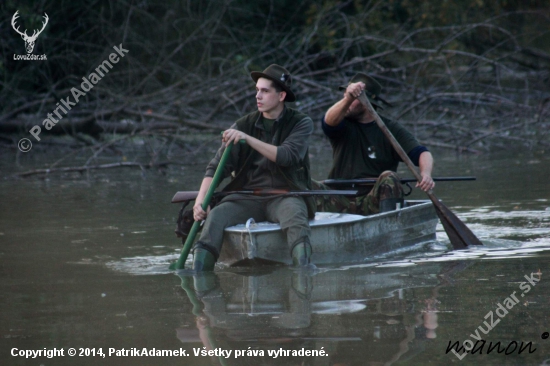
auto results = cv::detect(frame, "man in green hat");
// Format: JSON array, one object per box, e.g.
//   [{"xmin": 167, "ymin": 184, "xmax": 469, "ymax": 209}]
[
  {"xmin": 315, "ymin": 73, "xmax": 434, "ymax": 214},
  {"xmin": 191, "ymin": 64, "xmax": 315, "ymax": 271}
]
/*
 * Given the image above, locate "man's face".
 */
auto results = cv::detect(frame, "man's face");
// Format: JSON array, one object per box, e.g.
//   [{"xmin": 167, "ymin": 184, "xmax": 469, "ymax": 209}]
[
  {"xmin": 345, "ymin": 99, "xmax": 366, "ymax": 119},
  {"xmin": 256, "ymin": 77, "xmax": 285, "ymax": 115}
]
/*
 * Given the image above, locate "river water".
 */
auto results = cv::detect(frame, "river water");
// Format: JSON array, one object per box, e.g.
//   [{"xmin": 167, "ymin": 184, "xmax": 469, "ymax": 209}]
[{"xmin": 1, "ymin": 144, "xmax": 549, "ymax": 365}]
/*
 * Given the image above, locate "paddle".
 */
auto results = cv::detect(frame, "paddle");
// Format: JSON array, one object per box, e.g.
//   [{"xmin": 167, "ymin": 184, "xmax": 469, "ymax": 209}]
[
  {"xmin": 171, "ymin": 189, "xmax": 359, "ymax": 203},
  {"xmin": 170, "ymin": 141, "xmax": 236, "ymax": 270},
  {"xmin": 357, "ymin": 92, "xmax": 482, "ymax": 249},
  {"xmin": 179, "ymin": 274, "xmax": 229, "ymax": 366}
]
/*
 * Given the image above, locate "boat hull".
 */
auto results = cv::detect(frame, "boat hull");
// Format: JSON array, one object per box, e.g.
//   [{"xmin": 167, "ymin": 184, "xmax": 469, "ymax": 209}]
[{"xmin": 219, "ymin": 200, "xmax": 438, "ymax": 265}]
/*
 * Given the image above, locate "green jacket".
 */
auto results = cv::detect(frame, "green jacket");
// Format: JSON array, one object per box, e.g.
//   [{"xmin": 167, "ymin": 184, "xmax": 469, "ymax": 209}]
[{"xmin": 213, "ymin": 108, "xmax": 316, "ymax": 218}]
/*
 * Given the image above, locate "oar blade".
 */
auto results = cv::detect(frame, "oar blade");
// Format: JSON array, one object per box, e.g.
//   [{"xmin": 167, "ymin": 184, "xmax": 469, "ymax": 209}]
[
  {"xmin": 429, "ymin": 196, "xmax": 482, "ymax": 249},
  {"xmin": 356, "ymin": 93, "xmax": 482, "ymax": 249}
]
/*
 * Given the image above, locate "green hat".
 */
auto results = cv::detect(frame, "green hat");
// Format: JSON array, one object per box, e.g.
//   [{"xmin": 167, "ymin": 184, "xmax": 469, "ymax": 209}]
[
  {"xmin": 251, "ymin": 64, "xmax": 296, "ymax": 102},
  {"xmin": 339, "ymin": 73, "xmax": 392, "ymax": 109}
]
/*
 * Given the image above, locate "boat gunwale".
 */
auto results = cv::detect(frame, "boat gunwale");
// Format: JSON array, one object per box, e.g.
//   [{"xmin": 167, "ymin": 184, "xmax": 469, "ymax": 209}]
[{"xmin": 223, "ymin": 199, "xmax": 434, "ymax": 233}]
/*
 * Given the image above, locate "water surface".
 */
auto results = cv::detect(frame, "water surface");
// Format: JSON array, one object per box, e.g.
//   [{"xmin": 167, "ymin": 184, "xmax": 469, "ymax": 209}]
[{"xmin": 1, "ymin": 147, "xmax": 549, "ymax": 365}]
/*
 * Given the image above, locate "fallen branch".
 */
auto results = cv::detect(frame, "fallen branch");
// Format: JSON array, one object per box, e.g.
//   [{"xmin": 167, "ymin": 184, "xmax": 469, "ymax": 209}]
[
  {"xmin": 13, "ymin": 161, "xmax": 184, "ymax": 178},
  {"xmin": 122, "ymin": 109, "xmax": 223, "ymax": 131}
]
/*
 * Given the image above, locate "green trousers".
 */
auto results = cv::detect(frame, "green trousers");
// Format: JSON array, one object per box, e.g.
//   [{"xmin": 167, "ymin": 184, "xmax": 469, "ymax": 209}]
[{"xmin": 193, "ymin": 195, "xmax": 311, "ymax": 260}]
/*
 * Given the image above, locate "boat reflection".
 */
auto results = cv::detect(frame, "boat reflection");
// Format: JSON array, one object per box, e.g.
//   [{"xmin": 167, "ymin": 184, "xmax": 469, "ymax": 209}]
[{"xmin": 176, "ymin": 263, "xmax": 468, "ymax": 365}]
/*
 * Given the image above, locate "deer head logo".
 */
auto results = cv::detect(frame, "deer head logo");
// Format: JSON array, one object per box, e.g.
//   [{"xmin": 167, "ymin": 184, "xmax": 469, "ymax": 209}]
[{"xmin": 11, "ymin": 10, "xmax": 49, "ymax": 54}]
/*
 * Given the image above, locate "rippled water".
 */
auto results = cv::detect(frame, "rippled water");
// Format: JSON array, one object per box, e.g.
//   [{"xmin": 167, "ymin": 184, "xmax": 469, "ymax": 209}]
[{"xmin": 1, "ymin": 147, "xmax": 549, "ymax": 365}]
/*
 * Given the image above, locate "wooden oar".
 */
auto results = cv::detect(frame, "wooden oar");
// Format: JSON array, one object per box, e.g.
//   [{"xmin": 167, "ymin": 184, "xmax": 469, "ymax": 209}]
[
  {"xmin": 171, "ymin": 142, "xmax": 235, "ymax": 270},
  {"xmin": 171, "ymin": 189, "xmax": 359, "ymax": 203},
  {"xmin": 357, "ymin": 93, "xmax": 482, "ymax": 249}
]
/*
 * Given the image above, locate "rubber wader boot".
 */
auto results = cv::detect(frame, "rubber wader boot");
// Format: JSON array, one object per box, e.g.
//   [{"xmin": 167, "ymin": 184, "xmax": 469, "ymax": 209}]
[
  {"xmin": 292, "ymin": 271, "xmax": 313, "ymax": 298},
  {"xmin": 379, "ymin": 198, "xmax": 404, "ymax": 213},
  {"xmin": 193, "ymin": 248, "xmax": 216, "ymax": 272},
  {"xmin": 193, "ymin": 272, "xmax": 218, "ymax": 295},
  {"xmin": 292, "ymin": 242, "xmax": 312, "ymax": 267}
]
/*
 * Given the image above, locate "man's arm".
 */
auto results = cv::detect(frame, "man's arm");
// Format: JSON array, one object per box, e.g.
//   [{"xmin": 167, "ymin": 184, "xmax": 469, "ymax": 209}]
[
  {"xmin": 223, "ymin": 128, "xmax": 277, "ymax": 162},
  {"xmin": 222, "ymin": 117, "xmax": 313, "ymax": 166},
  {"xmin": 324, "ymin": 82, "xmax": 365, "ymax": 126},
  {"xmin": 275, "ymin": 117, "xmax": 313, "ymax": 166},
  {"xmin": 193, "ymin": 177, "xmax": 213, "ymax": 221},
  {"xmin": 193, "ymin": 128, "xmax": 240, "ymax": 221},
  {"xmin": 387, "ymin": 120, "xmax": 434, "ymax": 192},
  {"xmin": 416, "ymin": 151, "xmax": 435, "ymax": 192}
]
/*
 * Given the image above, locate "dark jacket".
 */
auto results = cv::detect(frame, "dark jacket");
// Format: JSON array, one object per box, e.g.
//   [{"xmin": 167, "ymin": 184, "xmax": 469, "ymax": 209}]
[{"xmin": 208, "ymin": 107, "xmax": 316, "ymax": 218}]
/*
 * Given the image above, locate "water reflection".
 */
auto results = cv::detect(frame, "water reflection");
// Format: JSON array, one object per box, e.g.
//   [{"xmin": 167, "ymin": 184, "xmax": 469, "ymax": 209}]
[{"xmin": 175, "ymin": 263, "xmax": 470, "ymax": 365}]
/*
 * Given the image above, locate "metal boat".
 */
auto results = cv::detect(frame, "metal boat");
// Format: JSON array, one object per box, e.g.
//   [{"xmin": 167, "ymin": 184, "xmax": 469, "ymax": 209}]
[{"xmin": 219, "ymin": 200, "xmax": 438, "ymax": 265}]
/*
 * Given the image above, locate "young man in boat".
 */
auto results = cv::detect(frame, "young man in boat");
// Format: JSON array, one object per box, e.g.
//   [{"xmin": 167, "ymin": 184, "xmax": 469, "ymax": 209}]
[
  {"xmin": 191, "ymin": 64, "xmax": 315, "ymax": 271},
  {"xmin": 315, "ymin": 73, "xmax": 435, "ymax": 215}
]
